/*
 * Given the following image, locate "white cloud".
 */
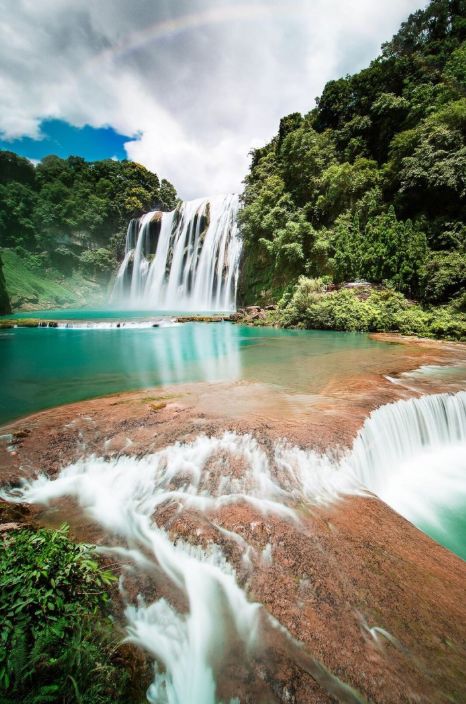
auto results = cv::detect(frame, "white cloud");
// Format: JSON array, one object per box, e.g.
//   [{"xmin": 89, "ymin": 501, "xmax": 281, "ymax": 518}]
[{"xmin": 0, "ymin": 0, "xmax": 423, "ymax": 199}]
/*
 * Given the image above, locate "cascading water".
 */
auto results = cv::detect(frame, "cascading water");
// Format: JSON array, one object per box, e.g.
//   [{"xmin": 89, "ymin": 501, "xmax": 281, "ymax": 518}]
[
  {"xmin": 111, "ymin": 194, "xmax": 242, "ymax": 312},
  {"xmin": 346, "ymin": 390, "xmax": 466, "ymax": 554},
  {"xmin": 3, "ymin": 391, "xmax": 465, "ymax": 702}
]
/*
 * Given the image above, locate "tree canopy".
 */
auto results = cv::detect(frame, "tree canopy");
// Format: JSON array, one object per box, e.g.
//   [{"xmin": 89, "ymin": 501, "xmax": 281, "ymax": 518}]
[
  {"xmin": 239, "ymin": 0, "xmax": 466, "ymax": 307},
  {"xmin": 0, "ymin": 151, "xmax": 178, "ymax": 283}
]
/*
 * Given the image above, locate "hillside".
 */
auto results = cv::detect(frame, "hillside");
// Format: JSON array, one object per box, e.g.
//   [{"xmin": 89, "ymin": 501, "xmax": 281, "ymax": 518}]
[
  {"xmin": 0, "ymin": 253, "xmax": 10, "ymax": 314},
  {"xmin": 0, "ymin": 152, "xmax": 178, "ymax": 310},
  {"xmin": 0, "ymin": 248, "xmax": 105, "ymax": 310},
  {"xmin": 239, "ymin": 0, "xmax": 465, "ymax": 337}
]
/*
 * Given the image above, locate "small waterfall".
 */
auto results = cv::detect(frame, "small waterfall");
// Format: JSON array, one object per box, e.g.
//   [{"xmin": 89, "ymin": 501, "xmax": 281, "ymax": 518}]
[
  {"xmin": 3, "ymin": 433, "xmax": 365, "ymax": 704},
  {"xmin": 346, "ymin": 391, "xmax": 466, "ymax": 546},
  {"xmin": 111, "ymin": 194, "xmax": 242, "ymax": 312},
  {"xmin": 3, "ymin": 391, "xmax": 465, "ymax": 701}
]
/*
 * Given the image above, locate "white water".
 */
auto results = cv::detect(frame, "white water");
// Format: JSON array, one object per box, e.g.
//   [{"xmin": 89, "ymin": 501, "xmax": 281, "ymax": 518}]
[
  {"xmin": 3, "ymin": 391, "xmax": 466, "ymax": 702},
  {"xmin": 111, "ymin": 194, "xmax": 242, "ymax": 312},
  {"xmin": 347, "ymin": 391, "xmax": 466, "ymax": 536},
  {"xmin": 23, "ymin": 319, "xmax": 179, "ymax": 330}
]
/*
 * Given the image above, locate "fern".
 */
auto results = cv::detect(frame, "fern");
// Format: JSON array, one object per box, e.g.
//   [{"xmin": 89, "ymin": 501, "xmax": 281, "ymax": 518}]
[{"xmin": 0, "ymin": 523, "xmax": 142, "ymax": 704}]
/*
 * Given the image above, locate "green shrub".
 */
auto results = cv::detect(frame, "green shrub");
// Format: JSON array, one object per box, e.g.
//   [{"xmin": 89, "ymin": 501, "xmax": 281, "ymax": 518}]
[
  {"xmin": 79, "ymin": 248, "xmax": 116, "ymax": 274},
  {"xmin": 392, "ymin": 307, "xmax": 432, "ymax": 337},
  {"xmin": 277, "ymin": 277, "xmax": 466, "ymax": 340},
  {"xmin": 0, "ymin": 523, "xmax": 144, "ymax": 704},
  {"xmin": 423, "ymin": 250, "xmax": 466, "ymax": 303},
  {"xmin": 428, "ymin": 307, "xmax": 466, "ymax": 340}
]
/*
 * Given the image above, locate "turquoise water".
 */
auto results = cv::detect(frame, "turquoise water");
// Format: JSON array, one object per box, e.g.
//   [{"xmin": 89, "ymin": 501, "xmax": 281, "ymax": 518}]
[
  {"xmin": 1, "ymin": 311, "xmax": 396, "ymax": 426},
  {"xmin": 9, "ymin": 308, "xmax": 218, "ymax": 320},
  {"xmin": 1, "ymin": 309, "xmax": 465, "ymax": 561}
]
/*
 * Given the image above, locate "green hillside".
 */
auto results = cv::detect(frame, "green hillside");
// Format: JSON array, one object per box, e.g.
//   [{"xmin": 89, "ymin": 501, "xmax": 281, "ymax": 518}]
[
  {"xmin": 239, "ymin": 0, "xmax": 465, "ymax": 336},
  {"xmin": 0, "ymin": 152, "xmax": 177, "ymax": 311},
  {"xmin": 1, "ymin": 248, "xmax": 104, "ymax": 310}
]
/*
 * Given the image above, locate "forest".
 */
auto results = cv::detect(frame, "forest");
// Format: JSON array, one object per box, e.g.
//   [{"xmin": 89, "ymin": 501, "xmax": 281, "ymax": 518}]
[
  {"xmin": 239, "ymin": 0, "xmax": 465, "ymax": 338},
  {"xmin": 0, "ymin": 154, "xmax": 177, "ymax": 311}
]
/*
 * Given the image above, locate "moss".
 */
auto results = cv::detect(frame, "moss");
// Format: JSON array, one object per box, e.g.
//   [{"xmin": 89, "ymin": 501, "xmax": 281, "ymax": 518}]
[
  {"xmin": 175, "ymin": 315, "xmax": 229, "ymax": 323},
  {"xmin": 0, "ymin": 319, "xmax": 63, "ymax": 328},
  {"xmin": 237, "ymin": 241, "xmax": 291, "ymax": 306},
  {"xmin": 149, "ymin": 401, "xmax": 167, "ymax": 412},
  {"xmin": 0, "ymin": 253, "xmax": 11, "ymax": 315}
]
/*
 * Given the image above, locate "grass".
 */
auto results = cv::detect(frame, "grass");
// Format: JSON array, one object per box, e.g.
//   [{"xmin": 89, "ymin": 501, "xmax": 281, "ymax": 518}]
[{"xmin": 1, "ymin": 248, "xmax": 105, "ymax": 311}]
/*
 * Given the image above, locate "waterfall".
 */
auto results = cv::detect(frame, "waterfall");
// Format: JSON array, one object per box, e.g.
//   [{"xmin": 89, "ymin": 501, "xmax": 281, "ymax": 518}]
[
  {"xmin": 111, "ymin": 194, "xmax": 242, "ymax": 312},
  {"xmin": 3, "ymin": 391, "xmax": 465, "ymax": 701},
  {"xmin": 346, "ymin": 391, "xmax": 466, "ymax": 545}
]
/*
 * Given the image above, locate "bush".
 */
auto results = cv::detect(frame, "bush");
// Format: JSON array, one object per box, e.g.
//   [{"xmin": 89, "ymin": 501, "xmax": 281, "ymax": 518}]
[
  {"xmin": 0, "ymin": 523, "xmax": 144, "ymax": 704},
  {"xmin": 423, "ymin": 250, "xmax": 466, "ymax": 303},
  {"xmin": 428, "ymin": 307, "xmax": 466, "ymax": 340},
  {"xmin": 79, "ymin": 248, "xmax": 116, "ymax": 275},
  {"xmin": 277, "ymin": 277, "xmax": 465, "ymax": 340}
]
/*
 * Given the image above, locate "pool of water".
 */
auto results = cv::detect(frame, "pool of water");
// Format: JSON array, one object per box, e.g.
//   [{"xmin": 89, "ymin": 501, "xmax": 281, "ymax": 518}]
[
  {"xmin": 1, "ymin": 310, "xmax": 402, "ymax": 426},
  {"xmin": 9, "ymin": 307, "xmax": 217, "ymax": 320}
]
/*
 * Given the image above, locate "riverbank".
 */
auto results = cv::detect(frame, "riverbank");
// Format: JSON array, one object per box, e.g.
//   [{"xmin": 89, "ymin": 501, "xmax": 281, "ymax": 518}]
[
  {"xmin": 1, "ymin": 335, "xmax": 465, "ymax": 703},
  {"xmin": 3, "ymin": 278, "xmax": 465, "ymax": 343},
  {"xmin": 234, "ymin": 282, "xmax": 466, "ymax": 342}
]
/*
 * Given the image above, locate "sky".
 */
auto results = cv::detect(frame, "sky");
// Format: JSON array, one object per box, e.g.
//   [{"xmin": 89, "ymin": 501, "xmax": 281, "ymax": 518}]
[{"xmin": 0, "ymin": 0, "xmax": 424, "ymax": 199}]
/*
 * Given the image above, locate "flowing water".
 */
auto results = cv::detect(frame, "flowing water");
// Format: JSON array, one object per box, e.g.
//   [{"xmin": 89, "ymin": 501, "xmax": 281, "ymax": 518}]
[
  {"xmin": 3, "ymin": 391, "xmax": 466, "ymax": 703},
  {"xmin": 2, "ymin": 305, "xmax": 466, "ymax": 701},
  {"xmin": 110, "ymin": 194, "xmax": 242, "ymax": 311}
]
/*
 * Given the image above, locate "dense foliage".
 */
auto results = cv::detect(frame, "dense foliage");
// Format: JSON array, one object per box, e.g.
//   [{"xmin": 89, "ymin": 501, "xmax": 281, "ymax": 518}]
[
  {"xmin": 0, "ymin": 522, "xmax": 147, "ymax": 704},
  {"xmin": 239, "ymin": 0, "xmax": 466, "ymax": 320},
  {"xmin": 0, "ymin": 253, "xmax": 10, "ymax": 314},
  {"xmin": 276, "ymin": 277, "xmax": 465, "ymax": 339},
  {"xmin": 0, "ymin": 152, "xmax": 178, "ymax": 307}
]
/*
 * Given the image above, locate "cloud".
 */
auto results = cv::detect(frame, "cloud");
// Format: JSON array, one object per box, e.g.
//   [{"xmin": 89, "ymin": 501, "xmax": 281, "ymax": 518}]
[{"xmin": 0, "ymin": 0, "xmax": 423, "ymax": 199}]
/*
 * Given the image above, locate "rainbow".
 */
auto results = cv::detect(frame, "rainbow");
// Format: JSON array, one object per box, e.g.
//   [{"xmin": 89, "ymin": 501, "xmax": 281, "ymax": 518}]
[{"xmin": 91, "ymin": 3, "xmax": 308, "ymax": 65}]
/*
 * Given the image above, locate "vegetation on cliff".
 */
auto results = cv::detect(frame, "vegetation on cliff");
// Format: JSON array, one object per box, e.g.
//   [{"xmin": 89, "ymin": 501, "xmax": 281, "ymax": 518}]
[
  {"xmin": 0, "ymin": 519, "xmax": 148, "ymax": 703},
  {"xmin": 0, "ymin": 252, "xmax": 10, "ymax": 314},
  {"xmin": 0, "ymin": 152, "xmax": 177, "ymax": 310},
  {"xmin": 1, "ymin": 248, "xmax": 105, "ymax": 310},
  {"xmin": 239, "ymin": 0, "xmax": 465, "ymax": 337}
]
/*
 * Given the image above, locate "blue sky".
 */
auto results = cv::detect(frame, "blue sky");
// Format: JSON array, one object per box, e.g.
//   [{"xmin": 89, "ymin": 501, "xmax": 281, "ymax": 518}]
[{"xmin": 0, "ymin": 119, "xmax": 131, "ymax": 163}]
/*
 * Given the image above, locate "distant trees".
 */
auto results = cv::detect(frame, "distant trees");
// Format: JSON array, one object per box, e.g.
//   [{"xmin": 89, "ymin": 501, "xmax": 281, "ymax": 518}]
[{"xmin": 0, "ymin": 151, "xmax": 178, "ymax": 279}]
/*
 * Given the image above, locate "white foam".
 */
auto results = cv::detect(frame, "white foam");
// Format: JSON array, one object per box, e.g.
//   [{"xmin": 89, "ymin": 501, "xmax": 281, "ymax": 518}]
[{"xmin": 3, "ymin": 390, "xmax": 466, "ymax": 702}]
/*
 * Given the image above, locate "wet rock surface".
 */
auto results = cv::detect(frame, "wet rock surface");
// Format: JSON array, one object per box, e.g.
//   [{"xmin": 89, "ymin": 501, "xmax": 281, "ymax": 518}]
[{"xmin": 1, "ymin": 335, "xmax": 466, "ymax": 703}]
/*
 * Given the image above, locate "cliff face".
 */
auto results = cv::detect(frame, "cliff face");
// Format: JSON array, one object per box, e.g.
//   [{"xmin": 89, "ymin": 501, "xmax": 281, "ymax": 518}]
[
  {"xmin": 0, "ymin": 254, "xmax": 11, "ymax": 315},
  {"xmin": 239, "ymin": 0, "xmax": 466, "ymax": 309}
]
